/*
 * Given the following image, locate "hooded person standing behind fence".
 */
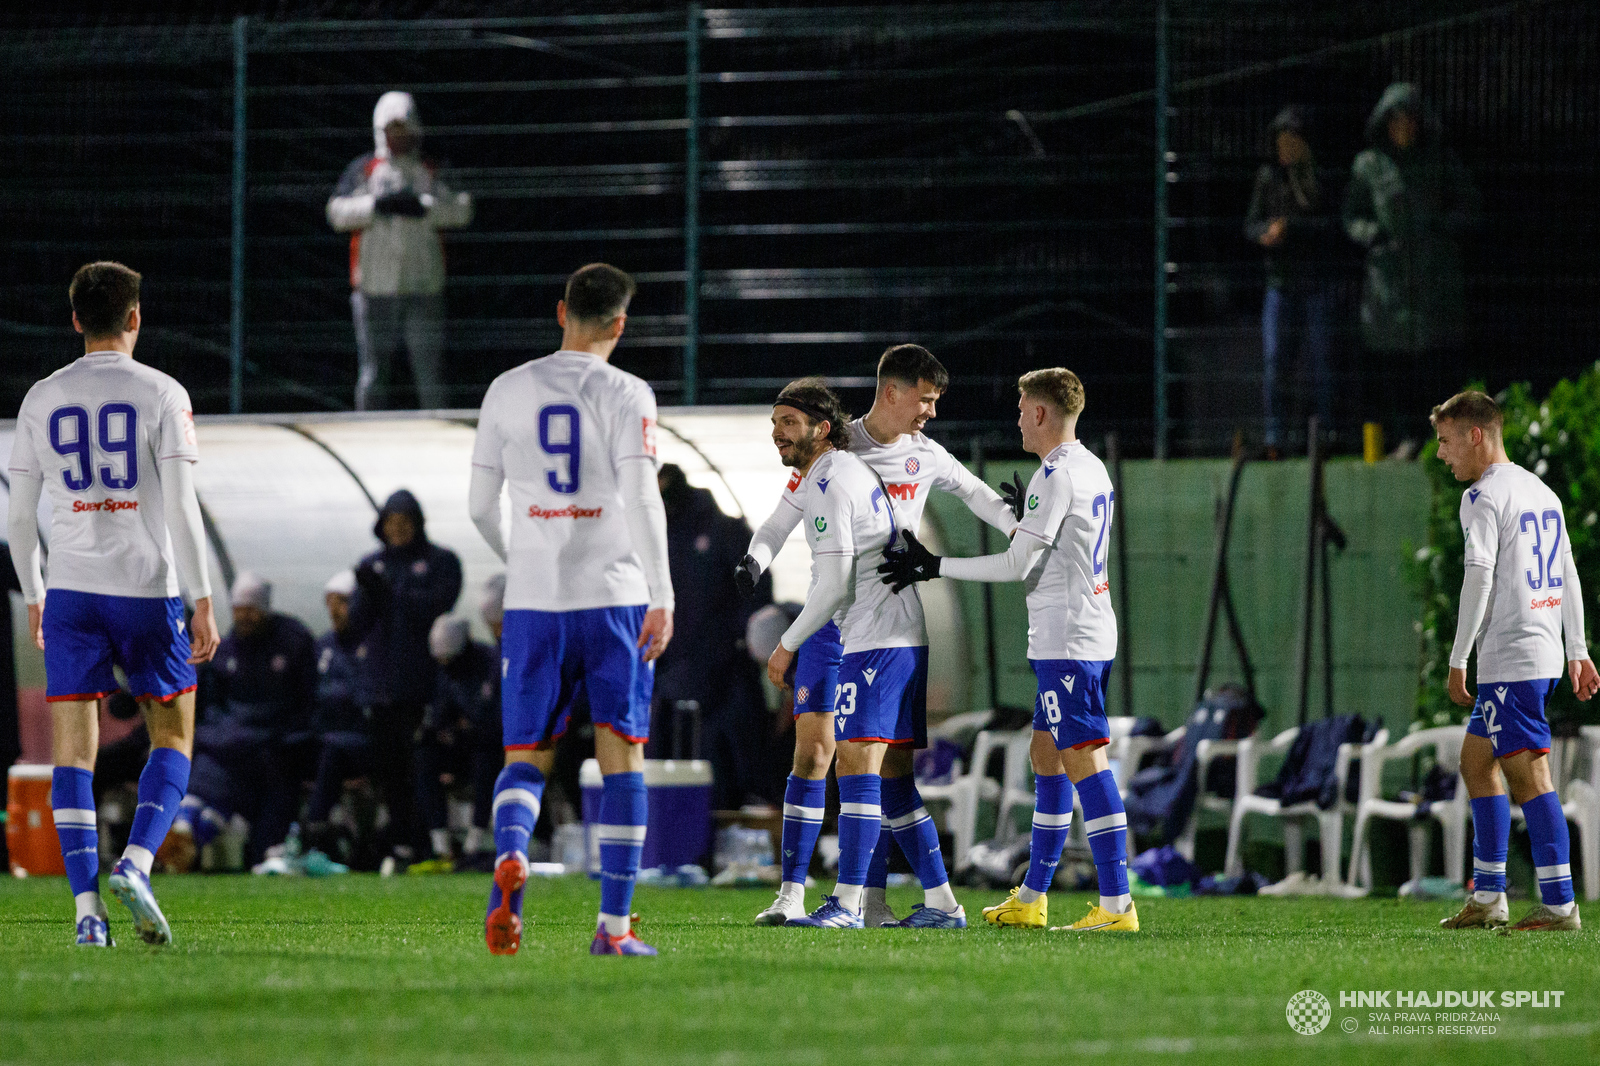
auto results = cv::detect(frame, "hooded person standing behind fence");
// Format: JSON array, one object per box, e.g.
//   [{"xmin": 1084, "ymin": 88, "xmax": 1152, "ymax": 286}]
[
  {"xmin": 327, "ymin": 92, "xmax": 473, "ymax": 411},
  {"xmin": 1344, "ymin": 82, "xmax": 1479, "ymax": 447}
]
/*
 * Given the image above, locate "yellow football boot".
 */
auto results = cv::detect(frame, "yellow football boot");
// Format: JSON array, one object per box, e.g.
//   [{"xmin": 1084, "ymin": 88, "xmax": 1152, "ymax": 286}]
[
  {"xmin": 1052, "ymin": 901, "xmax": 1140, "ymax": 932},
  {"xmin": 982, "ymin": 887, "xmax": 1048, "ymax": 928}
]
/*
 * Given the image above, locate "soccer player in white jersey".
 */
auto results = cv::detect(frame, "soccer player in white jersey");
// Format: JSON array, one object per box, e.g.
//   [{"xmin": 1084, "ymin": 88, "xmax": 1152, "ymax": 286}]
[
  {"xmin": 881, "ymin": 368, "xmax": 1140, "ymax": 932},
  {"xmin": 1431, "ymin": 391, "xmax": 1596, "ymax": 932},
  {"xmin": 741, "ymin": 347, "xmax": 1016, "ymax": 926},
  {"xmin": 468, "ymin": 263, "xmax": 674, "ymax": 956},
  {"xmin": 746, "ymin": 381, "xmax": 920, "ymax": 929},
  {"xmin": 7, "ymin": 262, "xmax": 221, "ymax": 947}
]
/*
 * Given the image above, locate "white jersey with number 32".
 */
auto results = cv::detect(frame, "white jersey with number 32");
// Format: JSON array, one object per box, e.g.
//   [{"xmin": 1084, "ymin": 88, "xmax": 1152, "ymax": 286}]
[
  {"xmin": 8, "ymin": 352, "xmax": 198, "ymax": 599},
  {"xmin": 1460, "ymin": 462, "xmax": 1577, "ymax": 682},
  {"xmin": 472, "ymin": 350, "xmax": 659, "ymax": 613}
]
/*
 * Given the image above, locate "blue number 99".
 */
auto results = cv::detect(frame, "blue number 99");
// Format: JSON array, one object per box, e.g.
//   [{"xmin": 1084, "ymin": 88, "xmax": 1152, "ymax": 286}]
[
  {"xmin": 539, "ymin": 404, "xmax": 581, "ymax": 495},
  {"xmin": 98, "ymin": 403, "xmax": 139, "ymax": 489},
  {"xmin": 48, "ymin": 406, "xmax": 94, "ymax": 491}
]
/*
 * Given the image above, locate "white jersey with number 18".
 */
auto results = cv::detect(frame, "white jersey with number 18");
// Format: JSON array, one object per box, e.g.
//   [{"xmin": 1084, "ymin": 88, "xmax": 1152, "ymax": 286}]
[
  {"xmin": 8, "ymin": 351, "xmax": 199, "ymax": 599},
  {"xmin": 1013, "ymin": 441, "xmax": 1118, "ymax": 662},
  {"xmin": 471, "ymin": 349, "xmax": 659, "ymax": 613}
]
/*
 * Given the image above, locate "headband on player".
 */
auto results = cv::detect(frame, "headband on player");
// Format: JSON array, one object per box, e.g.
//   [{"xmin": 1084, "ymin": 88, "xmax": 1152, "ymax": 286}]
[{"xmin": 773, "ymin": 394, "xmax": 835, "ymax": 427}]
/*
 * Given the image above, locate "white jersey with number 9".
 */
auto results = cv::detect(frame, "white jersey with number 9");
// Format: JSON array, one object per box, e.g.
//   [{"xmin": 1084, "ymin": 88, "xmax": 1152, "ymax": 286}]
[{"xmin": 471, "ymin": 349, "xmax": 660, "ymax": 613}]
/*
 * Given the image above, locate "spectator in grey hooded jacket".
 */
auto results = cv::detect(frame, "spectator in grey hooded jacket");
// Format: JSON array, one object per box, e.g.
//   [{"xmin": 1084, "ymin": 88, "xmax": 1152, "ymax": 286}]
[
  {"xmin": 1344, "ymin": 82, "xmax": 1479, "ymax": 444},
  {"xmin": 327, "ymin": 92, "xmax": 473, "ymax": 411}
]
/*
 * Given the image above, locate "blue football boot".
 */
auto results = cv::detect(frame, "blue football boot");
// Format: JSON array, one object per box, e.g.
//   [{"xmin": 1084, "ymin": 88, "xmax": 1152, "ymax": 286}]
[
  {"xmin": 786, "ymin": 895, "xmax": 866, "ymax": 929},
  {"xmin": 892, "ymin": 902, "xmax": 968, "ymax": 929},
  {"xmin": 590, "ymin": 918, "xmax": 657, "ymax": 956},
  {"xmin": 108, "ymin": 858, "xmax": 172, "ymax": 945},
  {"xmin": 74, "ymin": 913, "xmax": 113, "ymax": 947}
]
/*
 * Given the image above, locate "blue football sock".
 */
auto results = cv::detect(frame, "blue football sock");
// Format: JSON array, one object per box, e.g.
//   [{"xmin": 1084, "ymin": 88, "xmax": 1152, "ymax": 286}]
[
  {"xmin": 124, "ymin": 747, "xmax": 190, "ymax": 875},
  {"xmin": 487, "ymin": 763, "xmax": 544, "ymax": 918},
  {"xmin": 1025, "ymin": 774, "xmax": 1074, "ymax": 895},
  {"xmin": 882, "ymin": 775, "xmax": 950, "ymax": 891},
  {"xmin": 780, "ymin": 775, "xmax": 826, "ymax": 887},
  {"xmin": 835, "ymin": 775, "xmax": 882, "ymax": 911},
  {"xmin": 865, "ymin": 827, "xmax": 891, "ymax": 891},
  {"xmin": 491, "ymin": 763, "xmax": 544, "ymax": 862},
  {"xmin": 51, "ymin": 767, "xmax": 99, "ymax": 899},
  {"xmin": 1076, "ymin": 768, "xmax": 1131, "ymax": 910},
  {"xmin": 1522, "ymin": 790, "xmax": 1575, "ymax": 907},
  {"xmin": 596, "ymin": 772, "xmax": 647, "ymax": 935},
  {"xmin": 1469, "ymin": 794, "xmax": 1510, "ymax": 895}
]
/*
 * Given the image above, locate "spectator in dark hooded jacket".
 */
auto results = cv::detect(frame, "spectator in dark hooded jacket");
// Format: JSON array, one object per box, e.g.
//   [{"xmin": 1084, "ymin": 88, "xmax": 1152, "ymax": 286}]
[
  {"xmin": 349, "ymin": 488, "xmax": 462, "ymax": 865},
  {"xmin": 652, "ymin": 464, "xmax": 780, "ymax": 808},
  {"xmin": 1245, "ymin": 105, "xmax": 1338, "ymax": 453},
  {"xmin": 1344, "ymin": 82, "xmax": 1480, "ymax": 445}
]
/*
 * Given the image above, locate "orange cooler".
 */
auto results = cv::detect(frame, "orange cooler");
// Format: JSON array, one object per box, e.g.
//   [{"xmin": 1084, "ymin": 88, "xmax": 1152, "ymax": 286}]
[{"xmin": 7, "ymin": 763, "xmax": 66, "ymax": 876}]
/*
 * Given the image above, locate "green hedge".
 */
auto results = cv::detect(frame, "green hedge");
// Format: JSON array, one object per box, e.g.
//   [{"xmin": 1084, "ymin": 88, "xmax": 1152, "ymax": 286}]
[{"xmin": 1411, "ymin": 366, "xmax": 1600, "ymax": 729}]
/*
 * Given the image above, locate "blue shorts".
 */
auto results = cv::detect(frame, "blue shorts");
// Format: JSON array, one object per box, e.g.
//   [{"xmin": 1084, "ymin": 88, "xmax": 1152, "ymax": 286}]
[
  {"xmin": 42, "ymin": 589, "xmax": 196, "ymax": 703},
  {"xmin": 1467, "ymin": 678, "xmax": 1556, "ymax": 758},
  {"xmin": 833, "ymin": 646, "xmax": 928, "ymax": 747},
  {"xmin": 1031, "ymin": 658, "xmax": 1113, "ymax": 751},
  {"xmin": 792, "ymin": 621, "xmax": 843, "ymax": 717},
  {"xmin": 501, "ymin": 606, "xmax": 653, "ymax": 748}
]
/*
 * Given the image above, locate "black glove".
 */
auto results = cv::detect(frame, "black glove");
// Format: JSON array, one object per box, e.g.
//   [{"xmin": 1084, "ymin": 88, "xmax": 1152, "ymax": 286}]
[
  {"xmin": 373, "ymin": 189, "xmax": 427, "ymax": 218},
  {"xmin": 1000, "ymin": 470, "xmax": 1027, "ymax": 523},
  {"xmin": 733, "ymin": 554, "xmax": 761, "ymax": 599},
  {"xmin": 877, "ymin": 530, "xmax": 941, "ymax": 593}
]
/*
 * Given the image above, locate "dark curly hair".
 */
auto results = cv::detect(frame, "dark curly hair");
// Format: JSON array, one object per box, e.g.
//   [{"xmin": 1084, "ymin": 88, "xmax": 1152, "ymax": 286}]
[{"xmin": 774, "ymin": 377, "xmax": 851, "ymax": 451}]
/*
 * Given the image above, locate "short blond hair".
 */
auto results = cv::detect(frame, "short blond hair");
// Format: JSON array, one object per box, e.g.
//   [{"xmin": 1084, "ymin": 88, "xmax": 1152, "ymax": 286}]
[
  {"xmin": 1429, "ymin": 389, "xmax": 1502, "ymax": 434},
  {"xmin": 1018, "ymin": 368, "xmax": 1085, "ymax": 417}
]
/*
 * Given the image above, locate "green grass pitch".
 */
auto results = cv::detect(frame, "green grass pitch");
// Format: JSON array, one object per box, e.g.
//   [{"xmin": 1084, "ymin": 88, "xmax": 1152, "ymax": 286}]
[{"xmin": 2, "ymin": 875, "xmax": 1595, "ymax": 1065}]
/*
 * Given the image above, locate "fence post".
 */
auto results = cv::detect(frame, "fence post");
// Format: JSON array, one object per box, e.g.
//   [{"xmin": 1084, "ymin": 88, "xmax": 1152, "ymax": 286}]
[
  {"xmin": 230, "ymin": 15, "xmax": 248, "ymax": 414},
  {"xmin": 1153, "ymin": 0, "xmax": 1170, "ymax": 458},
  {"xmin": 682, "ymin": 3, "xmax": 702, "ymax": 406}
]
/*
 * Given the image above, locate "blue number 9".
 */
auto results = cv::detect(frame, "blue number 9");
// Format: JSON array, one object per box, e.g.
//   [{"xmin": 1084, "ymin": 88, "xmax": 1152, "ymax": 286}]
[
  {"xmin": 538, "ymin": 404, "xmax": 581, "ymax": 495},
  {"xmin": 48, "ymin": 406, "xmax": 93, "ymax": 491},
  {"xmin": 97, "ymin": 403, "xmax": 139, "ymax": 490}
]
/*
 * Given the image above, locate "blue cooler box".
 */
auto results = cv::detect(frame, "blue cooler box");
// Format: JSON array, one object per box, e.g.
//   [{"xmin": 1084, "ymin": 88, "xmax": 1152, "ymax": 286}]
[{"xmin": 579, "ymin": 759, "xmax": 712, "ymax": 875}]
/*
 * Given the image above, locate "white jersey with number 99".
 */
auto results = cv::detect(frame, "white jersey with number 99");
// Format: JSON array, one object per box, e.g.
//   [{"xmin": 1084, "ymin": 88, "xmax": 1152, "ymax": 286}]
[{"xmin": 9, "ymin": 352, "xmax": 198, "ymax": 599}]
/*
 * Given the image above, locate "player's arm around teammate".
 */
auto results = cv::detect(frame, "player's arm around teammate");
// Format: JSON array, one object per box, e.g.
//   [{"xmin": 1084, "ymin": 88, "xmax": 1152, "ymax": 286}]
[
  {"xmin": 879, "ymin": 369, "xmax": 1138, "ymax": 932},
  {"xmin": 745, "ymin": 382, "xmax": 854, "ymax": 924},
  {"xmin": 1433, "ymin": 392, "xmax": 1595, "ymax": 932}
]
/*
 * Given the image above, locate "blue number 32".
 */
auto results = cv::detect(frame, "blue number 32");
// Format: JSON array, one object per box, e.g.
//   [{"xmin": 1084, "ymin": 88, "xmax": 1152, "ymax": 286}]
[
  {"xmin": 1519, "ymin": 508, "xmax": 1564, "ymax": 591},
  {"xmin": 49, "ymin": 403, "xmax": 139, "ymax": 492}
]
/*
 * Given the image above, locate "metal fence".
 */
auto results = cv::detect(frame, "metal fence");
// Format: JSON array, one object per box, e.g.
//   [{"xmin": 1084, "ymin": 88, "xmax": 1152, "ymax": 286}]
[{"xmin": 1, "ymin": 2, "xmax": 1594, "ymax": 456}]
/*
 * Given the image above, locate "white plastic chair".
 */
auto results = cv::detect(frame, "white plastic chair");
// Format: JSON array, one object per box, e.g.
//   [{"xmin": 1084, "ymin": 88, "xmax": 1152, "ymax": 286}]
[
  {"xmin": 919, "ymin": 728, "xmax": 1028, "ymax": 869},
  {"xmin": 1223, "ymin": 725, "xmax": 1387, "ymax": 886},
  {"xmin": 1349, "ymin": 726, "xmax": 1469, "ymax": 890},
  {"xmin": 1106, "ymin": 715, "xmax": 1259, "ymax": 861},
  {"xmin": 1567, "ymin": 725, "xmax": 1600, "ymax": 902}
]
